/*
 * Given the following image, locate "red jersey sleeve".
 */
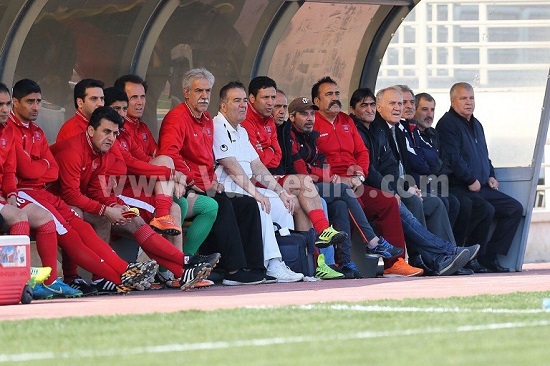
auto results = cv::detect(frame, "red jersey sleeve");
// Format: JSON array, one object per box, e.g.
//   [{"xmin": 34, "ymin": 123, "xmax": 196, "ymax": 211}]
[
  {"xmin": 14, "ymin": 134, "xmax": 59, "ymax": 183},
  {"xmin": 54, "ymin": 143, "xmax": 105, "ymax": 215}
]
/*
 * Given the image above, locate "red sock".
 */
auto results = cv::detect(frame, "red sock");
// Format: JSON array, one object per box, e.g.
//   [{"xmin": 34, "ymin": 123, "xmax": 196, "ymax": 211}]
[
  {"xmin": 9, "ymin": 221, "xmax": 30, "ymax": 235},
  {"xmin": 308, "ymin": 209, "xmax": 330, "ymax": 234},
  {"xmin": 154, "ymin": 194, "xmax": 172, "ymax": 217},
  {"xmin": 35, "ymin": 221, "xmax": 58, "ymax": 285},
  {"xmin": 69, "ymin": 217, "xmax": 128, "ymax": 274},
  {"xmin": 57, "ymin": 228, "xmax": 122, "ymax": 284},
  {"xmin": 134, "ymin": 225, "xmax": 184, "ymax": 277}
]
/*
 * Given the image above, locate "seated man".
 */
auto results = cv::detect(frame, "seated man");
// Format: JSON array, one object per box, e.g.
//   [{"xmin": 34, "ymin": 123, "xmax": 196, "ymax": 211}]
[
  {"xmin": 10, "ymin": 79, "xmax": 159, "ymax": 297},
  {"xmin": 311, "ymin": 76, "xmax": 475, "ymax": 276},
  {"xmin": 212, "ymin": 81, "xmax": 329, "ymax": 282},
  {"xmin": 158, "ymin": 68, "xmax": 267, "ymax": 286},
  {"xmin": 436, "ymin": 82, "xmax": 523, "ymax": 273},
  {"xmin": 241, "ymin": 76, "xmax": 347, "ymax": 242},
  {"xmin": 51, "ymin": 106, "xmax": 217, "ymax": 290},
  {"xmin": 279, "ymin": 96, "xmax": 404, "ymax": 278},
  {"xmin": 0, "ymin": 82, "xmax": 75, "ymax": 297}
]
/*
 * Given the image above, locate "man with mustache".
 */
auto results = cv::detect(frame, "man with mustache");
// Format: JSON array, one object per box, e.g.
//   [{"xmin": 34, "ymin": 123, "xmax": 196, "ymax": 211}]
[
  {"xmin": 436, "ymin": 82, "xmax": 523, "ymax": 273},
  {"xmin": 158, "ymin": 68, "xmax": 267, "ymax": 286}
]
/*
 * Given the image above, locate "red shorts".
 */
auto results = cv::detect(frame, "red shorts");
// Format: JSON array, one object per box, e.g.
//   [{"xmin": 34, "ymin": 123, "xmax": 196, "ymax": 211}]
[{"xmin": 17, "ymin": 189, "xmax": 77, "ymax": 234}]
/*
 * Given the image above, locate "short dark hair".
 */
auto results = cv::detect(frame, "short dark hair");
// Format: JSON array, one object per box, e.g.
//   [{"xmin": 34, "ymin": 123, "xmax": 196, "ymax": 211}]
[
  {"xmin": 12, "ymin": 79, "xmax": 41, "ymax": 100},
  {"xmin": 89, "ymin": 106, "xmax": 123, "ymax": 130},
  {"xmin": 114, "ymin": 74, "xmax": 148, "ymax": 93},
  {"xmin": 248, "ymin": 76, "xmax": 276, "ymax": 98},
  {"xmin": 0, "ymin": 83, "xmax": 10, "ymax": 95},
  {"xmin": 104, "ymin": 87, "xmax": 128, "ymax": 107},
  {"xmin": 219, "ymin": 81, "xmax": 246, "ymax": 102},
  {"xmin": 74, "ymin": 78, "xmax": 104, "ymax": 109},
  {"xmin": 350, "ymin": 88, "xmax": 376, "ymax": 108},
  {"xmin": 415, "ymin": 92, "xmax": 435, "ymax": 106},
  {"xmin": 311, "ymin": 76, "xmax": 337, "ymax": 100}
]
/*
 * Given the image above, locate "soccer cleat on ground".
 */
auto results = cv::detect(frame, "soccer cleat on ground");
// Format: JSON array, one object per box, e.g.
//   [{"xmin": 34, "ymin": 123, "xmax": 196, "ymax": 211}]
[
  {"xmin": 28, "ymin": 267, "xmax": 52, "ymax": 289},
  {"xmin": 366, "ymin": 237, "xmax": 404, "ymax": 259},
  {"xmin": 92, "ymin": 279, "xmax": 131, "ymax": 294},
  {"xmin": 383, "ymin": 257, "xmax": 424, "ymax": 277},
  {"xmin": 314, "ymin": 254, "xmax": 344, "ymax": 279},
  {"xmin": 150, "ymin": 215, "xmax": 182, "ymax": 236},
  {"xmin": 315, "ymin": 226, "xmax": 348, "ymax": 248},
  {"xmin": 185, "ymin": 252, "xmax": 221, "ymax": 270},
  {"xmin": 120, "ymin": 259, "xmax": 159, "ymax": 288},
  {"xmin": 180, "ymin": 263, "xmax": 211, "ymax": 291},
  {"xmin": 67, "ymin": 277, "xmax": 98, "ymax": 296},
  {"xmin": 32, "ymin": 278, "xmax": 83, "ymax": 300}
]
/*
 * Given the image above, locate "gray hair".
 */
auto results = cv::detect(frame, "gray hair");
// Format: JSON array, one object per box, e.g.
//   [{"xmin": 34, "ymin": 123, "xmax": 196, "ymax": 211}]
[
  {"xmin": 394, "ymin": 84, "xmax": 414, "ymax": 98},
  {"xmin": 450, "ymin": 82, "xmax": 473, "ymax": 99},
  {"xmin": 182, "ymin": 68, "xmax": 215, "ymax": 91},
  {"xmin": 376, "ymin": 86, "xmax": 402, "ymax": 103}
]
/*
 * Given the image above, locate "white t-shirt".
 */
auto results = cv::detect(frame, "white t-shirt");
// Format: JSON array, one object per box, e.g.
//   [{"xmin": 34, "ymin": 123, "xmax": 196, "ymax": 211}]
[{"xmin": 213, "ymin": 112, "xmax": 259, "ymax": 195}]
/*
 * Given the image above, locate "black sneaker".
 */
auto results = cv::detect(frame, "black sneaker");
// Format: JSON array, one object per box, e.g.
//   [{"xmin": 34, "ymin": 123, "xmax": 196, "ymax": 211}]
[
  {"xmin": 329, "ymin": 264, "xmax": 354, "ymax": 279},
  {"xmin": 249, "ymin": 269, "xmax": 277, "ymax": 284},
  {"xmin": 68, "ymin": 277, "xmax": 98, "ymax": 296},
  {"xmin": 222, "ymin": 269, "xmax": 266, "ymax": 286},
  {"xmin": 180, "ymin": 263, "xmax": 211, "ymax": 291},
  {"xmin": 463, "ymin": 244, "xmax": 480, "ymax": 261},
  {"xmin": 185, "ymin": 253, "xmax": 221, "ymax": 269}
]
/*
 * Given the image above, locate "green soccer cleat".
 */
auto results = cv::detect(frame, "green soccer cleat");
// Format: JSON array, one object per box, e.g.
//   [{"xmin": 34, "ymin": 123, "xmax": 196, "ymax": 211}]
[
  {"xmin": 315, "ymin": 254, "xmax": 344, "ymax": 279},
  {"xmin": 315, "ymin": 226, "xmax": 348, "ymax": 248}
]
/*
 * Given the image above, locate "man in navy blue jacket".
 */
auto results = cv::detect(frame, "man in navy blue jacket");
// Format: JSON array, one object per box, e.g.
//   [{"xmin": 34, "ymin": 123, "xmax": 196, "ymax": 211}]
[{"xmin": 436, "ymin": 82, "xmax": 523, "ymax": 273}]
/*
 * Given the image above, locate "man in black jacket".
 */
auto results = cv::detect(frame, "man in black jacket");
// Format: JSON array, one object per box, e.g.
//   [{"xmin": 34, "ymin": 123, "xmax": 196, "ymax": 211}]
[{"xmin": 436, "ymin": 82, "xmax": 523, "ymax": 273}]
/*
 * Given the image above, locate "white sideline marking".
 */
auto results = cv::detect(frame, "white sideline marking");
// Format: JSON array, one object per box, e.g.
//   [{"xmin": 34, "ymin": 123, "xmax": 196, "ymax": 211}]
[
  {"xmin": 293, "ymin": 304, "xmax": 549, "ymax": 314},
  {"xmin": 1, "ymin": 319, "xmax": 549, "ymax": 362}
]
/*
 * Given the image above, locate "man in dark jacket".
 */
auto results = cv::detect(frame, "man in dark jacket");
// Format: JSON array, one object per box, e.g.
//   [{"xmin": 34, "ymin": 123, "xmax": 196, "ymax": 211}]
[{"xmin": 436, "ymin": 82, "xmax": 523, "ymax": 273}]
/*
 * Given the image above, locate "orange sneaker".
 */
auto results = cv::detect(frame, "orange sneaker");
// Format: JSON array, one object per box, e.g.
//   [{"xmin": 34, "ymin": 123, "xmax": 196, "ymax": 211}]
[
  {"xmin": 194, "ymin": 279, "xmax": 214, "ymax": 288},
  {"xmin": 383, "ymin": 257, "xmax": 424, "ymax": 277},
  {"xmin": 150, "ymin": 215, "xmax": 182, "ymax": 236}
]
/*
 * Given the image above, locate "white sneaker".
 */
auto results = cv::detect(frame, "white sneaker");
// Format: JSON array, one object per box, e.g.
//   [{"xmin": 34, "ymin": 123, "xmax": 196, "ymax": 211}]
[{"xmin": 266, "ymin": 259, "xmax": 304, "ymax": 283}]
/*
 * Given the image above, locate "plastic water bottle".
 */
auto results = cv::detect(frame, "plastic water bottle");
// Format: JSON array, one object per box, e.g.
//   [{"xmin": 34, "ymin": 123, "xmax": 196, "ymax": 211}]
[{"xmin": 542, "ymin": 298, "xmax": 550, "ymax": 310}]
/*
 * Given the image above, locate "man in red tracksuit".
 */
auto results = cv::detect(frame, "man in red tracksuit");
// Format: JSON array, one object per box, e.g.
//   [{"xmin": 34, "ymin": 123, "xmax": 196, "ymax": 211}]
[
  {"xmin": 56, "ymin": 78, "xmax": 105, "ymax": 143},
  {"xmin": 311, "ymin": 76, "xmax": 425, "ymax": 277},
  {"xmin": 114, "ymin": 75, "xmax": 158, "ymax": 158},
  {"xmin": 51, "ymin": 106, "xmax": 216, "ymax": 290},
  {"xmin": 0, "ymin": 82, "xmax": 71, "ymax": 297},
  {"xmin": 158, "ymin": 68, "xmax": 267, "ymax": 286},
  {"xmin": 9, "ymin": 78, "xmax": 159, "ymax": 296},
  {"xmin": 241, "ymin": 76, "xmax": 345, "ymax": 240}
]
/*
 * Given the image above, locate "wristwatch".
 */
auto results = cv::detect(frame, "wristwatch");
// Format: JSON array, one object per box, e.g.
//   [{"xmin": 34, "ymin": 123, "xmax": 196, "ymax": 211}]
[{"xmin": 356, "ymin": 175, "xmax": 365, "ymax": 183}]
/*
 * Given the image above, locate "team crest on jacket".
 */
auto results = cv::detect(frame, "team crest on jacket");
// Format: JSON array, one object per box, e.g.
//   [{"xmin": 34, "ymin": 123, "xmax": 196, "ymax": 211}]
[
  {"xmin": 141, "ymin": 132, "xmax": 148, "ymax": 141},
  {"xmin": 34, "ymin": 131, "xmax": 42, "ymax": 140},
  {"xmin": 264, "ymin": 126, "xmax": 273, "ymax": 134},
  {"xmin": 205, "ymin": 127, "xmax": 212, "ymax": 136},
  {"xmin": 120, "ymin": 141, "xmax": 128, "ymax": 150},
  {"xmin": 91, "ymin": 160, "xmax": 99, "ymax": 170},
  {"xmin": 0, "ymin": 138, "xmax": 6, "ymax": 149},
  {"xmin": 342, "ymin": 124, "xmax": 350, "ymax": 132}
]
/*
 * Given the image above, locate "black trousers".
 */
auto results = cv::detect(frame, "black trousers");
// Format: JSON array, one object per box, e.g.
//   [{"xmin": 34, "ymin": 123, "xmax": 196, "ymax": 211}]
[
  {"xmin": 199, "ymin": 192, "xmax": 264, "ymax": 271},
  {"xmin": 450, "ymin": 185, "xmax": 522, "ymax": 256}
]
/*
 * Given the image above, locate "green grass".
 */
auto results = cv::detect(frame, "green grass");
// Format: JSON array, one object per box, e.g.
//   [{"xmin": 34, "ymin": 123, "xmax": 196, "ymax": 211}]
[{"xmin": 2, "ymin": 291, "xmax": 550, "ymax": 365}]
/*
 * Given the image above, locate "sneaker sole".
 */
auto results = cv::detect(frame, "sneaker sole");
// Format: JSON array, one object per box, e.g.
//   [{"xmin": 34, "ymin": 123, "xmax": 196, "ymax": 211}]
[
  {"xmin": 383, "ymin": 268, "xmax": 424, "ymax": 278},
  {"xmin": 437, "ymin": 250, "xmax": 471, "ymax": 276},
  {"xmin": 151, "ymin": 226, "xmax": 182, "ymax": 237},
  {"xmin": 222, "ymin": 278, "xmax": 266, "ymax": 286},
  {"xmin": 315, "ymin": 231, "xmax": 348, "ymax": 249}
]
